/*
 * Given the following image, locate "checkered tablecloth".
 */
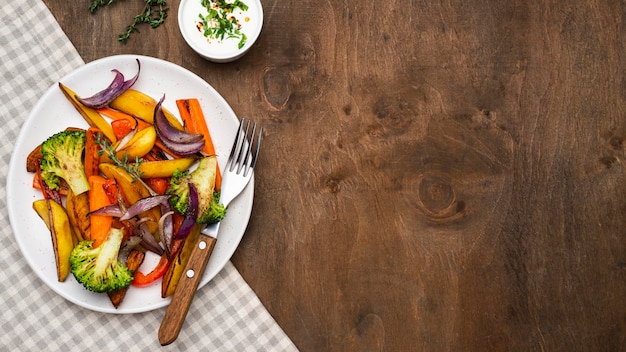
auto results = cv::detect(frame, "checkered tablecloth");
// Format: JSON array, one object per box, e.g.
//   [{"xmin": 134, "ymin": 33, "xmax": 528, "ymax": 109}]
[{"xmin": 0, "ymin": 1, "xmax": 297, "ymax": 351}]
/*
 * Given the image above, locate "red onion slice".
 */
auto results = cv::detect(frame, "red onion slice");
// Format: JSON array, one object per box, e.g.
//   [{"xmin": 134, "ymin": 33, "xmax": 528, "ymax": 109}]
[
  {"xmin": 118, "ymin": 235, "xmax": 143, "ymax": 265},
  {"xmin": 154, "ymin": 95, "xmax": 206, "ymax": 155},
  {"xmin": 88, "ymin": 204, "xmax": 124, "ymax": 217},
  {"xmin": 120, "ymin": 195, "xmax": 171, "ymax": 221},
  {"xmin": 77, "ymin": 59, "xmax": 141, "ymax": 109},
  {"xmin": 153, "ymin": 95, "xmax": 204, "ymax": 144},
  {"xmin": 174, "ymin": 182, "xmax": 198, "ymax": 240},
  {"xmin": 158, "ymin": 210, "xmax": 175, "ymax": 257},
  {"xmin": 135, "ymin": 222, "xmax": 164, "ymax": 255},
  {"xmin": 159, "ymin": 136, "xmax": 206, "ymax": 156}
]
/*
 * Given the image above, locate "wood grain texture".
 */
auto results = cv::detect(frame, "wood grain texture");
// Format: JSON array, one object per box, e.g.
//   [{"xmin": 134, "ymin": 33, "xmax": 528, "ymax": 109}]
[{"xmin": 44, "ymin": 0, "xmax": 626, "ymax": 350}]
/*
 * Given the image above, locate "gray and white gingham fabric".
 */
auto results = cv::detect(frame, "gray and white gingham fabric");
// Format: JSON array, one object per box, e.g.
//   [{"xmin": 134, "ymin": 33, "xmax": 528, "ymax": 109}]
[{"xmin": 0, "ymin": 1, "xmax": 297, "ymax": 351}]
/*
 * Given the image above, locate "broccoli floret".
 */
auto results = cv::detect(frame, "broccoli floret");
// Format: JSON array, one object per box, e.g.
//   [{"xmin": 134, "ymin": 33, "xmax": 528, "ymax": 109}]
[
  {"xmin": 69, "ymin": 228, "xmax": 133, "ymax": 293},
  {"xmin": 39, "ymin": 129, "xmax": 90, "ymax": 195},
  {"xmin": 198, "ymin": 191, "xmax": 226, "ymax": 224},
  {"xmin": 166, "ymin": 156, "xmax": 226, "ymax": 224},
  {"xmin": 167, "ymin": 168, "xmax": 191, "ymax": 213}
]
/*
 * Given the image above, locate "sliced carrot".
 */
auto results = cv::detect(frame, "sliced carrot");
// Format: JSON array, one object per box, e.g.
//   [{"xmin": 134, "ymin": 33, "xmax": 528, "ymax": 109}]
[
  {"xmin": 84, "ymin": 128, "xmax": 101, "ymax": 179},
  {"xmin": 88, "ymin": 175, "xmax": 113, "ymax": 247},
  {"xmin": 176, "ymin": 99, "xmax": 221, "ymax": 190},
  {"xmin": 98, "ymin": 107, "xmax": 136, "ymax": 122},
  {"xmin": 98, "ymin": 107, "xmax": 150, "ymax": 131},
  {"xmin": 98, "ymin": 107, "xmax": 132, "ymax": 120}
]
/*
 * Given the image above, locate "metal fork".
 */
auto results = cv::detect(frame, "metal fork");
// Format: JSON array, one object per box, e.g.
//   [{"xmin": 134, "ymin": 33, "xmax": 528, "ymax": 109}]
[{"xmin": 158, "ymin": 118, "xmax": 262, "ymax": 346}]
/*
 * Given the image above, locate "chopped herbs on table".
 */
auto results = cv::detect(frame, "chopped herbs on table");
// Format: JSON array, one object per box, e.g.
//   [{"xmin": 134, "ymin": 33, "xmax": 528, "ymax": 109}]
[
  {"xmin": 199, "ymin": 0, "xmax": 249, "ymax": 49},
  {"xmin": 89, "ymin": 0, "xmax": 169, "ymax": 44}
]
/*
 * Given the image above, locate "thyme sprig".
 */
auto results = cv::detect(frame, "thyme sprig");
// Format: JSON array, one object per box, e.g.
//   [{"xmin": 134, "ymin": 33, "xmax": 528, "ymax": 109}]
[
  {"xmin": 88, "ymin": 0, "xmax": 169, "ymax": 44},
  {"xmin": 95, "ymin": 132, "xmax": 144, "ymax": 180},
  {"xmin": 89, "ymin": 0, "xmax": 115, "ymax": 13}
]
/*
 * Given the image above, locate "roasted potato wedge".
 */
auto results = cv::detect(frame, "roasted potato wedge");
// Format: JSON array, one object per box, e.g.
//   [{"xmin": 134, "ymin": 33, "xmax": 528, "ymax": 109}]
[
  {"xmin": 58, "ymin": 83, "xmax": 116, "ymax": 143},
  {"xmin": 110, "ymin": 89, "xmax": 184, "ymax": 130},
  {"xmin": 137, "ymin": 157, "xmax": 196, "ymax": 178},
  {"xmin": 101, "ymin": 126, "xmax": 157, "ymax": 164},
  {"xmin": 161, "ymin": 224, "xmax": 201, "ymax": 298},
  {"xmin": 33, "ymin": 199, "xmax": 76, "ymax": 282}
]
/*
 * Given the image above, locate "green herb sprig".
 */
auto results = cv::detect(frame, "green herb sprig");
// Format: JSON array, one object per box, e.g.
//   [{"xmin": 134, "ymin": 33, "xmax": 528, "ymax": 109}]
[
  {"xmin": 89, "ymin": 0, "xmax": 169, "ymax": 44},
  {"xmin": 199, "ymin": 0, "xmax": 249, "ymax": 49},
  {"xmin": 95, "ymin": 132, "xmax": 144, "ymax": 180},
  {"xmin": 89, "ymin": 0, "xmax": 115, "ymax": 13}
]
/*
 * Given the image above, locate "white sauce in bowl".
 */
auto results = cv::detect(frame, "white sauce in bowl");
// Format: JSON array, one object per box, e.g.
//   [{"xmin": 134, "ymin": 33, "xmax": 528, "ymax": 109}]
[{"xmin": 178, "ymin": 0, "xmax": 263, "ymax": 63}]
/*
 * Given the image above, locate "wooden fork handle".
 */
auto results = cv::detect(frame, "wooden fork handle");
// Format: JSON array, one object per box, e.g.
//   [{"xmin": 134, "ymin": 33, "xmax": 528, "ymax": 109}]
[{"xmin": 158, "ymin": 234, "xmax": 217, "ymax": 346}]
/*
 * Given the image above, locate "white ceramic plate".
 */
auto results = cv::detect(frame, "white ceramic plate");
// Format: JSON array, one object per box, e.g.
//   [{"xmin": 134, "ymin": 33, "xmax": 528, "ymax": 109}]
[{"xmin": 6, "ymin": 55, "xmax": 253, "ymax": 314}]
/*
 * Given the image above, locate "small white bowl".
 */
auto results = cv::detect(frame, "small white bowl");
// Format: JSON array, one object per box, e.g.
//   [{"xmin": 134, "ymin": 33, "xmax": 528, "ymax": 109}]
[{"xmin": 178, "ymin": 0, "xmax": 263, "ymax": 63}]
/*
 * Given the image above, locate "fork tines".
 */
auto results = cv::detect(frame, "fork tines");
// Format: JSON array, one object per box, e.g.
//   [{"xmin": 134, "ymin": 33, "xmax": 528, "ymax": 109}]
[{"xmin": 227, "ymin": 118, "xmax": 262, "ymax": 176}]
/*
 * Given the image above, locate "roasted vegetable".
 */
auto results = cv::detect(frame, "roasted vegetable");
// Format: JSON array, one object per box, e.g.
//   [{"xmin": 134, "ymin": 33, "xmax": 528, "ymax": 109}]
[
  {"xmin": 162, "ymin": 224, "xmax": 201, "ymax": 298},
  {"xmin": 88, "ymin": 175, "xmax": 114, "ymax": 247},
  {"xmin": 99, "ymin": 163, "xmax": 161, "ymax": 235},
  {"xmin": 33, "ymin": 199, "xmax": 76, "ymax": 282},
  {"xmin": 154, "ymin": 96, "xmax": 205, "ymax": 155},
  {"xmin": 132, "ymin": 253, "xmax": 169, "ymax": 287},
  {"xmin": 59, "ymin": 83, "xmax": 116, "ymax": 142},
  {"xmin": 65, "ymin": 189, "xmax": 90, "ymax": 241},
  {"xmin": 84, "ymin": 128, "xmax": 103, "ymax": 179},
  {"xmin": 137, "ymin": 158, "xmax": 197, "ymax": 178},
  {"xmin": 39, "ymin": 130, "xmax": 90, "ymax": 195},
  {"xmin": 69, "ymin": 227, "xmax": 133, "ymax": 293},
  {"xmin": 176, "ymin": 98, "xmax": 222, "ymax": 190},
  {"xmin": 166, "ymin": 156, "xmax": 225, "ymax": 225},
  {"xmin": 76, "ymin": 59, "xmax": 140, "ymax": 109},
  {"xmin": 107, "ymin": 249, "xmax": 145, "ymax": 308},
  {"xmin": 100, "ymin": 125, "xmax": 157, "ymax": 164},
  {"xmin": 110, "ymin": 89, "xmax": 184, "ymax": 130}
]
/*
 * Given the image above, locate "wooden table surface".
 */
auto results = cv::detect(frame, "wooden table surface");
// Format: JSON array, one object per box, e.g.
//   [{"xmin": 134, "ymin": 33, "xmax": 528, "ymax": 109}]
[{"xmin": 43, "ymin": 1, "xmax": 625, "ymax": 350}]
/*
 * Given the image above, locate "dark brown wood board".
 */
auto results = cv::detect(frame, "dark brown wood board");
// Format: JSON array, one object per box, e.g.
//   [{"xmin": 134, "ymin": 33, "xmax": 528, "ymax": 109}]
[{"xmin": 43, "ymin": 0, "xmax": 626, "ymax": 350}]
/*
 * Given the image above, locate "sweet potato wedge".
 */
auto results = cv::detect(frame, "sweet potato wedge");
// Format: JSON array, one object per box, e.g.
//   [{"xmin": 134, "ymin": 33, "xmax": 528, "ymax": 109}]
[{"xmin": 107, "ymin": 250, "xmax": 146, "ymax": 308}]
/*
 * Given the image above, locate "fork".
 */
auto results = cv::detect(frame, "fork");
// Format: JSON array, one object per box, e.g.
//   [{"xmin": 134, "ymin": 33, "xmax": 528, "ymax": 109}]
[{"xmin": 158, "ymin": 118, "xmax": 262, "ymax": 346}]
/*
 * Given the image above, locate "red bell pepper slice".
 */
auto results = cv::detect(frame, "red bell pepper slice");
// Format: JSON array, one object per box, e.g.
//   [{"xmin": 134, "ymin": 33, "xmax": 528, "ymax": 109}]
[
  {"xmin": 144, "ymin": 177, "xmax": 169, "ymax": 195},
  {"xmin": 111, "ymin": 119, "xmax": 134, "ymax": 140},
  {"xmin": 132, "ymin": 253, "xmax": 169, "ymax": 287}
]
